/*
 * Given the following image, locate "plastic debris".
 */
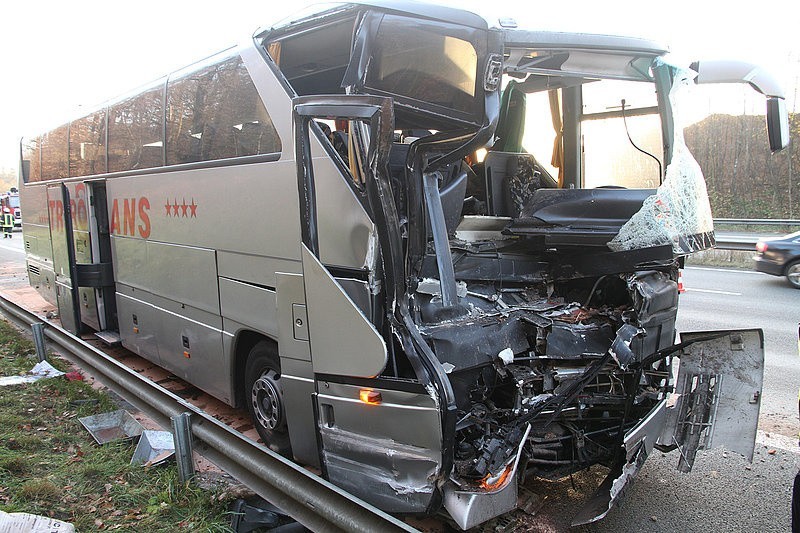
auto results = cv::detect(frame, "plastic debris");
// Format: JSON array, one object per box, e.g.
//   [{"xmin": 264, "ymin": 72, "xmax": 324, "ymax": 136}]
[
  {"xmin": 0, "ymin": 510, "xmax": 75, "ymax": 533},
  {"xmin": 0, "ymin": 360, "xmax": 64, "ymax": 387}
]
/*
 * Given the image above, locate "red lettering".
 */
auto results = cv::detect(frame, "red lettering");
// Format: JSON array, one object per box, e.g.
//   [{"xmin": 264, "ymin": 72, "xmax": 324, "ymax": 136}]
[
  {"xmin": 137, "ymin": 197, "xmax": 151, "ymax": 239},
  {"xmin": 69, "ymin": 199, "xmax": 76, "ymax": 225},
  {"xmin": 74, "ymin": 184, "xmax": 88, "ymax": 230},
  {"xmin": 55, "ymin": 200, "xmax": 63, "ymax": 229},
  {"xmin": 123, "ymin": 199, "xmax": 136, "ymax": 236},
  {"xmin": 110, "ymin": 199, "xmax": 120, "ymax": 235}
]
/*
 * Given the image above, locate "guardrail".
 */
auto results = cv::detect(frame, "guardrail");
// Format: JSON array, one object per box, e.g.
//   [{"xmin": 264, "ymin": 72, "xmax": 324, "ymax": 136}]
[
  {"xmin": 714, "ymin": 218, "xmax": 800, "ymax": 227},
  {"xmin": 712, "ymin": 219, "xmax": 800, "ymax": 251},
  {"xmin": 0, "ymin": 294, "xmax": 417, "ymax": 533}
]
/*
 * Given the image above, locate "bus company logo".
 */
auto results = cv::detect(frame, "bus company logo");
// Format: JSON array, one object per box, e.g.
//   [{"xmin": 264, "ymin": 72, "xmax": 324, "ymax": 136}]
[
  {"xmin": 164, "ymin": 198, "xmax": 198, "ymax": 218},
  {"xmin": 110, "ymin": 197, "xmax": 151, "ymax": 239},
  {"xmin": 48, "ymin": 183, "xmax": 90, "ymax": 231}
]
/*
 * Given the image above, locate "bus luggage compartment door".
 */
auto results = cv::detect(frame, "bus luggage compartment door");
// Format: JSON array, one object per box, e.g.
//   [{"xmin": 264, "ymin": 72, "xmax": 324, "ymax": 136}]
[{"xmin": 46, "ymin": 184, "xmax": 81, "ymax": 335}]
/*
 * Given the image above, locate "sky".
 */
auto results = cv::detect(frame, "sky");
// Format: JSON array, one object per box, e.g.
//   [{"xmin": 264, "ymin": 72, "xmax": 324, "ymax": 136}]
[{"xmin": 0, "ymin": 0, "xmax": 797, "ymax": 173}]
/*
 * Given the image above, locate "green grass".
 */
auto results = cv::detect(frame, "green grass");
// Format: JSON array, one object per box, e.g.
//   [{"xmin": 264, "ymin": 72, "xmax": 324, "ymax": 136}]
[{"xmin": 0, "ymin": 319, "xmax": 235, "ymax": 532}]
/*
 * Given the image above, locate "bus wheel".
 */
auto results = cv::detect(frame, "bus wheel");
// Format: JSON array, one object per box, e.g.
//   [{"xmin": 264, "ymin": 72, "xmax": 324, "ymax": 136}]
[{"xmin": 244, "ymin": 341, "xmax": 292, "ymax": 457}]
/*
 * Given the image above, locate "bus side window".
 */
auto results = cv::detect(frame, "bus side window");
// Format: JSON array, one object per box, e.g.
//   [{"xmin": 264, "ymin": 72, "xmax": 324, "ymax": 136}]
[
  {"xmin": 40, "ymin": 125, "xmax": 69, "ymax": 181},
  {"xmin": 21, "ymin": 136, "xmax": 41, "ymax": 183},
  {"xmin": 108, "ymin": 85, "xmax": 165, "ymax": 173},
  {"xmin": 69, "ymin": 110, "xmax": 107, "ymax": 177},
  {"xmin": 166, "ymin": 55, "xmax": 281, "ymax": 165}
]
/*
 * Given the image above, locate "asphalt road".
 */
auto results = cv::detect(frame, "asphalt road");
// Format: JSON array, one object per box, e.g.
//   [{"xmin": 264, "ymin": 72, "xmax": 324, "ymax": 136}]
[
  {"xmin": 678, "ymin": 266, "xmax": 800, "ymax": 435},
  {"xmin": 1, "ymin": 236, "xmax": 798, "ymax": 531}
]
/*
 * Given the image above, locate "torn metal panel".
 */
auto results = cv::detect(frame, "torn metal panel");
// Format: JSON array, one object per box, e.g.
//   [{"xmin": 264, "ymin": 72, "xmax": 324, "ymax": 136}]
[
  {"xmin": 659, "ymin": 329, "xmax": 764, "ymax": 472},
  {"xmin": 443, "ymin": 473, "xmax": 519, "ymax": 531},
  {"xmin": 443, "ymin": 425, "xmax": 529, "ymax": 530},
  {"xmin": 570, "ymin": 403, "xmax": 665, "ymax": 527},
  {"xmin": 318, "ymin": 426, "xmax": 440, "ymax": 513},
  {"xmin": 609, "ymin": 323, "xmax": 644, "ymax": 369},
  {"xmin": 571, "ymin": 443, "xmax": 649, "ymax": 527}
]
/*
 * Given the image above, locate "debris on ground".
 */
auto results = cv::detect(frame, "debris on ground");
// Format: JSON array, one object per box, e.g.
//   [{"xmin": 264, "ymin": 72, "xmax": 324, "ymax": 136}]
[
  {"xmin": 0, "ymin": 360, "xmax": 64, "ymax": 386},
  {"xmin": 0, "ymin": 510, "xmax": 75, "ymax": 533}
]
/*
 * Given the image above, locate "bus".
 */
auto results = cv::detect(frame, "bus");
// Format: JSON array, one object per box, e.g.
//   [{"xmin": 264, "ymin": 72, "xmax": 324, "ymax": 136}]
[{"xmin": 18, "ymin": 1, "xmax": 789, "ymax": 528}]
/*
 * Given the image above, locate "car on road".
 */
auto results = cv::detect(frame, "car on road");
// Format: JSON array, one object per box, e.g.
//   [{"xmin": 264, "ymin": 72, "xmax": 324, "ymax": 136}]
[{"xmin": 754, "ymin": 231, "xmax": 800, "ymax": 288}]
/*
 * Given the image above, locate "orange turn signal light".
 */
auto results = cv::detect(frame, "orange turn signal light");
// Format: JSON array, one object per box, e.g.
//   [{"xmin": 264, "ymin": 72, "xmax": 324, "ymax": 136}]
[
  {"xmin": 359, "ymin": 389, "xmax": 382, "ymax": 405},
  {"xmin": 183, "ymin": 351, "xmax": 191, "ymax": 358}
]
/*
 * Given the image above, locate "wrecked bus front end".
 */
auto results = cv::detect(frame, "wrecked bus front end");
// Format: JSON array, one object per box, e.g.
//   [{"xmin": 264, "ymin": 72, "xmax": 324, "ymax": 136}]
[{"xmin": 270, "ymin": 4, "xmax": 778, "ymax": 529}]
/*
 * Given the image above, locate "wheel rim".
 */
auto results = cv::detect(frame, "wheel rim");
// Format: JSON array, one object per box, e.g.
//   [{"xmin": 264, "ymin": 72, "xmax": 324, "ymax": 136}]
[
  {"xmin": 788, "ymin": 264, "xmax": 800, "ymax": 288},
  {"xmin": 251, "ymin": 369, "xmax": 283, "ymax": 430}
]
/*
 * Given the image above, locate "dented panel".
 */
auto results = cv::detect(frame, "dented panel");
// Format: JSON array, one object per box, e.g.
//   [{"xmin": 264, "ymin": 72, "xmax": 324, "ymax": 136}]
[{"xmin": 316, "ymin": 382, "xmax": 442, "ymax": 513}]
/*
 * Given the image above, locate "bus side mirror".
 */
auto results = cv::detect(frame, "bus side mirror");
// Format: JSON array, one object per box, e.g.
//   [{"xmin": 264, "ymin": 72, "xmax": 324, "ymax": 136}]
[
  {"xmin": 766, "ymin": 97, "xmax": 790, "ymax": 153},
  {"xmin": 693, "ymin": 60, "xmax": 790, "ymax": 153}
]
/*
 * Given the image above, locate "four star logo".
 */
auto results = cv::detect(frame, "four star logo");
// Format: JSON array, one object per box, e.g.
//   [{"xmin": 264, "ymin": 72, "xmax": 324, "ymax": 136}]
[{"xmin": 164, "ymin": 198, "xmax": 198, "ymax": 218}]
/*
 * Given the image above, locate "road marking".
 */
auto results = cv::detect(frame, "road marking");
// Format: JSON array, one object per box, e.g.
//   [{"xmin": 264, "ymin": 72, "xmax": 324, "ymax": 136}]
[
  {"xmin": 684, "ymin": 287, "xmax": 742, "ymax": 296},
  {"xmin": 756, "ymin": 430, "xmax": 800, "ymax": 454},
  {"xmin": 685, "ymin": 266, "xmax": 762, "ymax": 275},
  {"xmin": 0, "ymin": 242, "xmax": 25, "ymax": 255}
]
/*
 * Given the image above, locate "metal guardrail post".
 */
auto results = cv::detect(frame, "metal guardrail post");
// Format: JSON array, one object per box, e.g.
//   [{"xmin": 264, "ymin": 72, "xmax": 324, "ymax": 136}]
[
  {"xmin": 171, "ymin": 412, "xmax": 195, "ymax": 483},
  {"xmin": 31, "ymin": 322, "xmax": 47, "ymax": 362}
]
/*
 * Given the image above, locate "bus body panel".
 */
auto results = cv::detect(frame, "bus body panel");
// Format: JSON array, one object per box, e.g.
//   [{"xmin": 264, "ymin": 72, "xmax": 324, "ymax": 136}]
[{"xmin": 17, "ymin": 3, "xmax": 785, "ymax": 528}]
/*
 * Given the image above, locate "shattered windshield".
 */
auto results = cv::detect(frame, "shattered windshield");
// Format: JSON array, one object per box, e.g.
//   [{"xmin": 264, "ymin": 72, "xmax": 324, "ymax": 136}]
[{"xmin": 610, "ymin": 66, "xmax": 715, "ymax": 254}]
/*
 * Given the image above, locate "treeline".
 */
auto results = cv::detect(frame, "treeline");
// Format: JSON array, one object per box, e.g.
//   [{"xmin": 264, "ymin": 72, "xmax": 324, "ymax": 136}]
[
  {"xmin": 684, "ymin": 113, "xmax": 799, "ymax": 219},
  {"xmin": 0, "ymin": 167, "xmax": 16, "ymax": 192}
]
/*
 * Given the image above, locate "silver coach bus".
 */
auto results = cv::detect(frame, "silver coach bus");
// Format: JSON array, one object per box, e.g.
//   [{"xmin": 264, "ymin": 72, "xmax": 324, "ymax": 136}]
[{"xmin": 19, "ymin": 1, "xmax": 789, "ymax": 528}]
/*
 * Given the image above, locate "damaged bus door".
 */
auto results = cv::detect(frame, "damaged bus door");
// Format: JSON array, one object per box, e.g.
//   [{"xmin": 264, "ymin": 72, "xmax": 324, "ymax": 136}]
[{"xmin": 293, "ymin": 95, "xmax": 445, "ymax": 513}]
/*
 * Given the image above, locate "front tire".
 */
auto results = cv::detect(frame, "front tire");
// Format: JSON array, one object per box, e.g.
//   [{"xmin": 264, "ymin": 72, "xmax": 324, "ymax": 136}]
[
  {"xmin": 786, "ymin": 260, "xmax": 800, "ymax": 289},
  {"xmin": 244, "ymin": 341, "xmax": 292, "ymax": 456}
]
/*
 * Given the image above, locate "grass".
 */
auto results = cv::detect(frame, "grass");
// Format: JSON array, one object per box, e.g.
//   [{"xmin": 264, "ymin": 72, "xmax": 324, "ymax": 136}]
[{"xmin": 0, "ymin": 319, "xmax": 236, "ymax": 532}]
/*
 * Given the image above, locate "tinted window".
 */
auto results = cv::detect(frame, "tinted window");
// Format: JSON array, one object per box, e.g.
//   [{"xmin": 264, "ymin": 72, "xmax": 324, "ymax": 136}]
[
  {"xmin": 69, "ymin": 110, "xmax": 107, "ymax": 177},
  {"xmin": 41, "ymin": 125, "xmax": 69, "ymax": 180},
  {"xmin": 21, "ymin": 137, "xmax": 41, "ymax": 183},
  {"xmin": 108, "ymin": 85, "xmax": 164, "ymax": 172},
  {"xmin": 267, "ymin": 17, "xmax": 355, "ymax": 95},
  {"xmin": 367, "ymin": 15, "xmax": 478, "ymax": 115},
  {"xmin": 166, "ymin": 55, "xmax": 280, "ymax": 165}
]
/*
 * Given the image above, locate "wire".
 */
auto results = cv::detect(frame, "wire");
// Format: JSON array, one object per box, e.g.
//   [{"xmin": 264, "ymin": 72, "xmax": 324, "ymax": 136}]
[{"xmin": 621, "ymin": 99, "xmax": 663, "ymax": 184}]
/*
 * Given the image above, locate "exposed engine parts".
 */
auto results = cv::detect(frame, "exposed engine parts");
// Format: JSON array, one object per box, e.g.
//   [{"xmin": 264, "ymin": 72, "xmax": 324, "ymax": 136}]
[{"xmin": 415, "ymin": 269, "xmax": 678, "ymax": 487}]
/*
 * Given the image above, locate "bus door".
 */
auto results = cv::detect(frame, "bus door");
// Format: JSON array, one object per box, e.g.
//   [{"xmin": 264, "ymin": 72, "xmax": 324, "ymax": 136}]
[
  {"xmin": 292, "ymin": 96, "xmax": 444, "ymax": 513},
  {"xmin": 46, "ymin": 184, "xmax": 81, "ymax": 335},
  {"xmin": 46, "ymin": 182, "xmax": 117, "ymax": 337},
  {"xmin": 82, "ymin": 181, "xmax": 117, "ymax": 338}
]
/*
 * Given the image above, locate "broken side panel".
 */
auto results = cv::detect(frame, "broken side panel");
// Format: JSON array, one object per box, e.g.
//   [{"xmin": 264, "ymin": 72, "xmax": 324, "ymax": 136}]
[
  {"xmin": 315, "ymin": 381, "xmax": 443, "ymax": 513},
  {"xmin": 659, "ymin": 329, "xmax": 764, "ymax": 472}
]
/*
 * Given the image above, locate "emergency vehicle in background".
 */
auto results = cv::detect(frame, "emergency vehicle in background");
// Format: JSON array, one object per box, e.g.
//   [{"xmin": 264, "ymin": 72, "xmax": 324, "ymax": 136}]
[{"xmin": 17, "ymin": 1, "xmax": 789, "ymax": 528}]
